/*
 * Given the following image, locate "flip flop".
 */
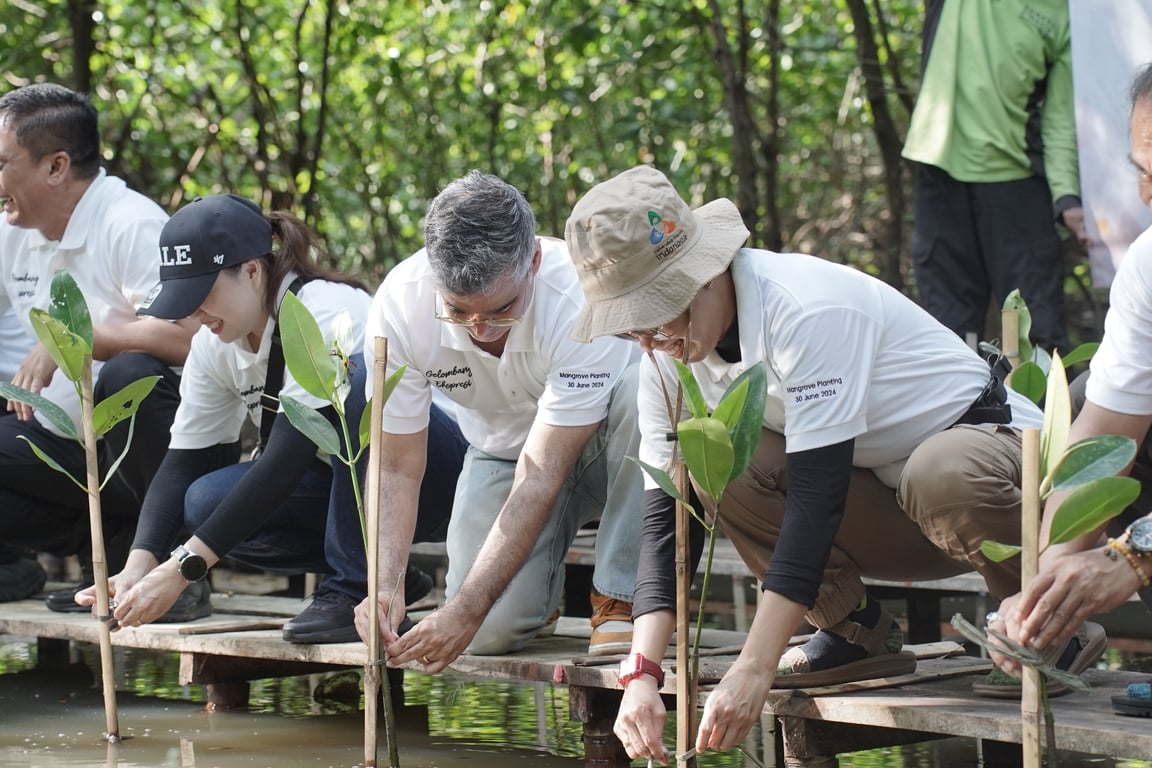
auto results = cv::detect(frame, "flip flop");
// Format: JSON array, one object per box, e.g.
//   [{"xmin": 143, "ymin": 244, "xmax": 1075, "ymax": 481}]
[
  {"xmin": 1112, "ymin": 682, "xmax": 1152, "ymax": 717},
  {"xmin": 972, "ymin": 621, "xmax": 1108, "ymax": 699}
]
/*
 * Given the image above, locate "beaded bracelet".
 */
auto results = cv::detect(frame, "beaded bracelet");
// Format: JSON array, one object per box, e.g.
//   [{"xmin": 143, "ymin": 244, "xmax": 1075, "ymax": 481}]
[{"xmin": 1105, "ymin": 538, "xmax": 1152, "ymax": 588}]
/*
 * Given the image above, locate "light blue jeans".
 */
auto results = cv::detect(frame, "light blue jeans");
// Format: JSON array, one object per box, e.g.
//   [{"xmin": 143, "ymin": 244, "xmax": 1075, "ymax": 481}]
[{"xmin": 445, "ymin": 362, "xmax": 643, "ymax": 655}]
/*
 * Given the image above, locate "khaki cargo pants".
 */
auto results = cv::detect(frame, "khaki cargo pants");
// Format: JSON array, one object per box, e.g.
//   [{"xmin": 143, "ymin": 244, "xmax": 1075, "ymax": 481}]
[{"xmin": 710, "ymin": 424, "xmax": 1025, "ymax": 630}]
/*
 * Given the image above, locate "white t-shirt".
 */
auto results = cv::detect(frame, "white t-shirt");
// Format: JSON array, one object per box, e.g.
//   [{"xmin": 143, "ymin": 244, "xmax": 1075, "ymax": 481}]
[
  {"xmin": 0, "ymin": 171, "xmax": 168, "ymax": 435},
  {"xmin": 638, "ymin": 249, "xmax": 1043, "ymax": 489},
  {"xmin": 1087, "ymin": 225, "xmax": 1152, "ymax": 414},
  {"xmin": 366, "ymin": 237, "xmax": 638, "ymax": 460},
  {"xmin": 169, "ymin": 276, "xmax": 371, "ymax": 450},
  {"xmin": 0, "ymin": 307, "xmax": 31, "ymax": 383}
]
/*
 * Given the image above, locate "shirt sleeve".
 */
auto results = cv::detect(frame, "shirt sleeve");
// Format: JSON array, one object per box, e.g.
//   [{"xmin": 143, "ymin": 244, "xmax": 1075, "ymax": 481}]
[
  {"xmin": 367, "ymin": 280, "xmax": 434, "ymax": 435},
  {"xmin": 1087, "ymin": 231, "xmax": 1152, "ymax": 414},
  {"xmin": 631, "ymin": 487, "xmax": 708, "ymax": 620},
  {"xmin": 131, "ymin": 443, "xmax": 243, "ymax": 560},
  {"xmin": 761, "ymin": 439, "xmax": 855, "ymax": 607},
  {"xmin": 168, "ymin": 330, "xmax": 246, "ymax": 450},
  {"xmin": 1040, "ymin": 23, "xmax": 1080, "ymax": 204},
  {"xmin": 536, "ymin": 334, "xmax": 636, "ymax": 428}
]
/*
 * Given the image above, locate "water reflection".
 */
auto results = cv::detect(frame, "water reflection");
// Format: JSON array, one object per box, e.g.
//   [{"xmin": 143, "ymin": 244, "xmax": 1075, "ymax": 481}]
[{"xmin": 0, "ymin": 638, "xmax": 1150, "ymax": 768}]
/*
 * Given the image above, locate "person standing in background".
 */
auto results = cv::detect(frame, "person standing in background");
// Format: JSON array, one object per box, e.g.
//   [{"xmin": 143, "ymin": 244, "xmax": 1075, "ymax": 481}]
[{"xmin": 903, "ymin": 0, "xmax": 1088, "ymax": 353}]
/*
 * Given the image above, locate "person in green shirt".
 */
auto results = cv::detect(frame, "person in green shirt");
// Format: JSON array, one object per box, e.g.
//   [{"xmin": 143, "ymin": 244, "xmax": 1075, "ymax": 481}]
[{"xmin": 903, "ymin": 0, "xmax": 1088, "ymax": 354}]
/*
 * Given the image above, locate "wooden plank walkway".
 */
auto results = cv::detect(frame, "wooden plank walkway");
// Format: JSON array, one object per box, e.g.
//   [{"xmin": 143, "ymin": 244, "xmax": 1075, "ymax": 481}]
[{"xmin": 1, "ymin": 591, "xmax": 1149, "ymax": 765}]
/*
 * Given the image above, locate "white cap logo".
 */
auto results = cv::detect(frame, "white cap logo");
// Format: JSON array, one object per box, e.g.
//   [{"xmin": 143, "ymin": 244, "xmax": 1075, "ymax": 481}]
[
  {"xmin": 213, "ymin": 253, "xmax": 225, "ymax": 265},
  {"xmin": 159, "ymin": 244, "xmax": 193, "ymax": 267}
]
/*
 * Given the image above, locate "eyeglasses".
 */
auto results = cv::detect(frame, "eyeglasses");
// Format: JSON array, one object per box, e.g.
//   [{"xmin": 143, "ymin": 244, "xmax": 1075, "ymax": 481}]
[
  {"xmin": 435, "ymin": 275, "xmax": 534, "ymax": 328},
  {"xmin": 436, "ymin": 313, "xmax": 525, "ymax": 328},
  {"xmin": 615, "ymin": 328, "xmax": 672, "ymax": 342}
]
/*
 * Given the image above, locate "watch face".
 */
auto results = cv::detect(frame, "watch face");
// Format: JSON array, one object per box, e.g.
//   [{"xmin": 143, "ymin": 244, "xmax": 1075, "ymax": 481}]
[
  {"xmin": 179, "ymin": 552, "xmax": 209, "ymax": 582},
  {"xmin": 1129, "ymin": 519, "xmax": 1152, "ymax": 554}
]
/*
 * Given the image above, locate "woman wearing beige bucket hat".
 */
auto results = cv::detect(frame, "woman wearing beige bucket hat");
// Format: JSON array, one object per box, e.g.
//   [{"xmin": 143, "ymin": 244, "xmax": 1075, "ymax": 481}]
[{"xmin": 565, "ymin": 166, "xmax": 1058, "ymax": 761}]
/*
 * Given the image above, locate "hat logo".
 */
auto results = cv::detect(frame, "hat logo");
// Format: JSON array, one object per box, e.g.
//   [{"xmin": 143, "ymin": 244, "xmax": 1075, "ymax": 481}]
[
  {"xmin": 647, "ymin": 210, "xmax": 677, "ymax": 245},
  {"xmin": 159, "ymin": 244, "xmax": 193, "ymax": 267},
  {"xmin": 213, "ymin": 253, "xmax": 225, "ymax": 265}
]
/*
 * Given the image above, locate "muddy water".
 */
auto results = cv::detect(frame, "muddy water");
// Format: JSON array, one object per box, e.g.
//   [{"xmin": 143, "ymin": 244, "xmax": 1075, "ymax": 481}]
[{"xmin": 0, "ymin": 639, "xmax": 1150, "ymax": 768}]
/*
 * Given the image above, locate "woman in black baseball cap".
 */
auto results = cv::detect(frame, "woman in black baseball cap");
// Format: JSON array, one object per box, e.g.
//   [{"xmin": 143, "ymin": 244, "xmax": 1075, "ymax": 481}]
[{"xmin": 80, "ymin": 194, "xmax": 466, "ymax": 644}]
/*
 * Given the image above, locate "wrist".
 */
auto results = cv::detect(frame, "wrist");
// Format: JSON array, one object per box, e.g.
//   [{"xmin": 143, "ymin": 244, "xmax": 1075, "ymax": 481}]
[
  {"xmin": 1105, "ymin": 537, "xmax": 1151, "ymax": 588},
  {"xmin": 618, "ymin": 652, "xmax": 665, "ymax": 688}
]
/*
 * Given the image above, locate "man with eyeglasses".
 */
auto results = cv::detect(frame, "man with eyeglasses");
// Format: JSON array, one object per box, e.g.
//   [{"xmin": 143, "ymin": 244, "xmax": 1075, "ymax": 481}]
[
  {"xmin": 565, "ymin": 166, "xmax": 1053, "ymax": 763},
  {"xmin": 353, "ymin": 170, "xmax": 643, "ymax": 666}
]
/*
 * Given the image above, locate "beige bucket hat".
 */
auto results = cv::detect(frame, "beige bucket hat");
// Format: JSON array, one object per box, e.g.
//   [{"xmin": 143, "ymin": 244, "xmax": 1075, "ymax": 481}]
[{"xmin": 566, "ymin": 166, "xmax": 750, "ymax": 342}]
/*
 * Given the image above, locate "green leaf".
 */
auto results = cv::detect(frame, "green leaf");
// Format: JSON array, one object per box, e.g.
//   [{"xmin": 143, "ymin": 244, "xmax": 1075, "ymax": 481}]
[
  {"xmin": 29, "ymin": 309, "xmax": 87, "ymax": 383},
  {"xmin": 1040, "ymin": 350, "xmax": 1070, "ymax": 477},
  {"xmin": 1002, "ymin": 289, "xmax": 1033, "ymax": 366},
  {"xmin": 91, "ymin": 376, "xmax": 161, "ymax": 437},
  {"xmin": 49, "ymin": 271, "xmax": 92, "ymax": 349},
  {"xmin": 280, "ymin": 394, "xmax": 343, "ymax": 456},
  {"xmin": 1008, "ymin": 360, "xmax": 1046, "ymax": 404},
  {"xmin": 358, "ymin": 365, "xmax": 408, "ymax": 452},
  {"xmin": 711, "ymin": 378, "xmax": 748, "ymax": 432},
  {"xmin": 720, "ymin": 364, "xmax": 767, "ymax": 484},
  {"xmin": 1046, "ymin": 435, "xmax": 1137, "ymax": 496},
  {"xmin": 0, "ymin": 382, "xmax": 78, "ymax": 438},
  {"xmin": 1047, "ymin": 476, "xmax": 1141, "ymax": 546},
  {"xmin": 1060, "ymin": 342, "xmax": 1098, "ymax": 369},
  {"xmin": 677, "ymin": 416, "xmax": 734, "ymax": 500},
  {"xmin": 15, "ymin": 435, "xmax": 86, "ymax": 491},
  {"xmin": 673, "ymin": 359, "xmax": 708, "ymax": 419},
  {"xmin": 625, "ymin": 456, "xmax": 689, "ymax": 507},
  {"xmin": 980, "ymin": 540, "xmax": 1021, "ymax": 562},
  {"xmin": 279, "ymin": 292, "xmax": 338, "ymax": 402},
  {"xmin": 358, "ymin": 398, "xmax": 372, "ymax": 455}
]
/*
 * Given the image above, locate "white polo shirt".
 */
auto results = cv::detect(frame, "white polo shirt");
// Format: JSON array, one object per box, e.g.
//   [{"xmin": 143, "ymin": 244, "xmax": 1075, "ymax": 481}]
[
  {"xmin": 638, "ymin": 248, "xmax": 1042, "ymax": 489},
  {"xmin": 0, "ymin": 307, "xmax": 31, "ymax": 383},
  {"xmin": 366, "ymin": 237, "xmax": 638, "ymax": 460},
  {"xmin": 0, "ymin": 171, "xmax": 168, "ymax": 435},
  {"xmin": 170, "ymin": 276, "xmax": 371, "ymax": 450},
  {"xmin": 1088, "ymin": 224, "xmax": 1152, "ymax": 415}
]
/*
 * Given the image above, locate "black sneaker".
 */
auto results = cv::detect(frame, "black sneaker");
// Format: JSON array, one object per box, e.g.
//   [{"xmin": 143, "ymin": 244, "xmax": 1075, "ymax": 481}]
[
  {"xmin": 282, "ymin": 588, "xmax": 361, "ymax": 644},
  {"xmin": 0, "ymin": 558, "xmax": 47, "ymax": 603},
  {"xmin": 155, "ymin": 580, "xmax": 213, "ymax": 623},
  {"xmin": 47, "ymin": 578, "xmax": 213, "ymax": 621},
  {"xmin": 46, "ymin": 581, "xmax": 94, "ymax": 613}
]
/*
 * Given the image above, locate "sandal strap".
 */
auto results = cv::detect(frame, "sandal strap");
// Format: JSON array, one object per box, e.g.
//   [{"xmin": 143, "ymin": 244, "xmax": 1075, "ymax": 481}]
[{"xmin": 824, "ymin": 603, "xmax": 896, "ymax": 658}]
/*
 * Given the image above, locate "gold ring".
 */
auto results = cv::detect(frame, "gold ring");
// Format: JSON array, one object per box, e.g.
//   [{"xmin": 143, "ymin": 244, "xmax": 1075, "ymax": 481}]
[{"xmin": 421, "ymin": 654, "xmax": 432, "ymax": 665}]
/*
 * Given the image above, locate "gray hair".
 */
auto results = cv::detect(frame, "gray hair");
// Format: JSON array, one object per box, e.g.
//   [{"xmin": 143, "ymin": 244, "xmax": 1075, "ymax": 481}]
[
  {"xmin": 424, "ymin": 170, "xmax": 537, "ymax": 296},
  {"xmin": 0, "ymin": 83, "xmax": 100, "ymax": 180},
  {"xmin": 1132, "ymin": 63, "xmax": 1152, "ymax": 113}
]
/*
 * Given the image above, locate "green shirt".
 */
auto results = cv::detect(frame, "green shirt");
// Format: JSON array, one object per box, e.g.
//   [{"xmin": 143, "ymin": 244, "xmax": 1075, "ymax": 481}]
[{"xmin": 902, "ymin": 0, "xmax": 1079, "ymax": 205}]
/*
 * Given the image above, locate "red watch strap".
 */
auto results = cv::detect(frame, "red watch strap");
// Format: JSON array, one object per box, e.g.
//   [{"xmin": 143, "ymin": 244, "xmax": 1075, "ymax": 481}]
[{"xmin": 619, "ymin": 653, "xmax": 665, "ymax": 687}]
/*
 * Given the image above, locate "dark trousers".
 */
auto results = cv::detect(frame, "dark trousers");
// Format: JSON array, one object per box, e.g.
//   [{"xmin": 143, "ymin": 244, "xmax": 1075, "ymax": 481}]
[
  {"xmin": 184, "ymin": 356, "xmax": 467, "ymax": 602},
  {"xmin": 911, "ymin": 162, "xmax": 1070, "ymax": 353},
  {"xmin": 0, "ymin": 352, "xmax": 181, "ymax": 567}
]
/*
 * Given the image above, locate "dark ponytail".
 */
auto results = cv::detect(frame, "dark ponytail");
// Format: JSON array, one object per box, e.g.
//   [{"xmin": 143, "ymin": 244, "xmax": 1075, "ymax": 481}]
[{"xmin": 260, "ymin": 211, "xmax": 367, "ymax": 318}]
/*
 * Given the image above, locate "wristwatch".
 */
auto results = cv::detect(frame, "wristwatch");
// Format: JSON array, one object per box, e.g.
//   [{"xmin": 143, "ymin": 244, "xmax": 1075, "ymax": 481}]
[
  {"xmin": 618, "ymin": 653, "xmax": 665, "ymax": 688},
  {"xmin": 171, "ymin": 545, "xmax": 209, "ymax": 583},
  {"xmin": 1125, "ymin": 518, "xmax": 1152, "ymax": 556}
]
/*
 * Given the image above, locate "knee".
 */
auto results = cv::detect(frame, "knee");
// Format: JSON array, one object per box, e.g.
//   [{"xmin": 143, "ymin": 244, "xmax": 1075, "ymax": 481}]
[
  {"xmin": 183, "ymin": 476, "xmax": 224, "ymax": 530},
  {"xmin": 465, "ymin": 603, "xmax": 541, "ymax": 656},
  {"xmin": 94, "ymin": 353, "xmax": 164, "ymax": 397}
]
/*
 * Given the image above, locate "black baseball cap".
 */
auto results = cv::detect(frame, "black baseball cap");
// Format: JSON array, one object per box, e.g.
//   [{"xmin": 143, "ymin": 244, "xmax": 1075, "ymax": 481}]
[{"xmin": 138, "ymin": 194, "xmax": 272, "ymax": 320}]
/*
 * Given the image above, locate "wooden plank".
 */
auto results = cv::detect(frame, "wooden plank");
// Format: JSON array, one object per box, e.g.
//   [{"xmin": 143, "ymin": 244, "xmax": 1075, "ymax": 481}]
[{"xmin": 764, "ymin": 666, "xmax": 1152, "ymax": 761}]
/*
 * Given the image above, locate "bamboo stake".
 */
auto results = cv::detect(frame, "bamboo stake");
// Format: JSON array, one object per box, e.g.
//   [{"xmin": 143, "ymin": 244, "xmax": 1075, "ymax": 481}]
[
  {"xmin": 674, "ymin": 462, "xmax": 696, "ymax": 768},
  {"xmin": 364, "ymin": 336, "xmax": 400, "ymax": 767},
  {"xmin": 1020, "ymin": 428, "xmax": 1042, "ymax": 768},
  {"xmin": 1002, "ymin": 309, "xmax": 1021, "ymax": 386},
  {"xmin": 81, "ymin": 355, "xmax": 119, "ymax": 741}
]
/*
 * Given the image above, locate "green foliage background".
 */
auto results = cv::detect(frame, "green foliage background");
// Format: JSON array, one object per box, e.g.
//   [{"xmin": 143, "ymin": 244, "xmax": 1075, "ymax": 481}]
[{"xmin": 0, "ymin": 0, "xmax": 932, "ymax": 286}]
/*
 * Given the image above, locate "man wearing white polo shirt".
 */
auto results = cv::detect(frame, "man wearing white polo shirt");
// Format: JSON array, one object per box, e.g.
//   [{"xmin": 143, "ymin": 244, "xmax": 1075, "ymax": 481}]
[
  {"xmin": 353, "ymin": 171, "xmax": 643, "ymax": 664},
  {"xmin": 0, "ymin": 84, "xmax": 194, "ymax": 606}
]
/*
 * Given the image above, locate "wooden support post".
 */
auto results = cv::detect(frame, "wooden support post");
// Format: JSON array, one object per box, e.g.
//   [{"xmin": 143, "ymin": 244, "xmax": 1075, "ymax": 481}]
[{"xmin": 569, "ymin": 686, "xmax": 629, "ymax": 767}]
